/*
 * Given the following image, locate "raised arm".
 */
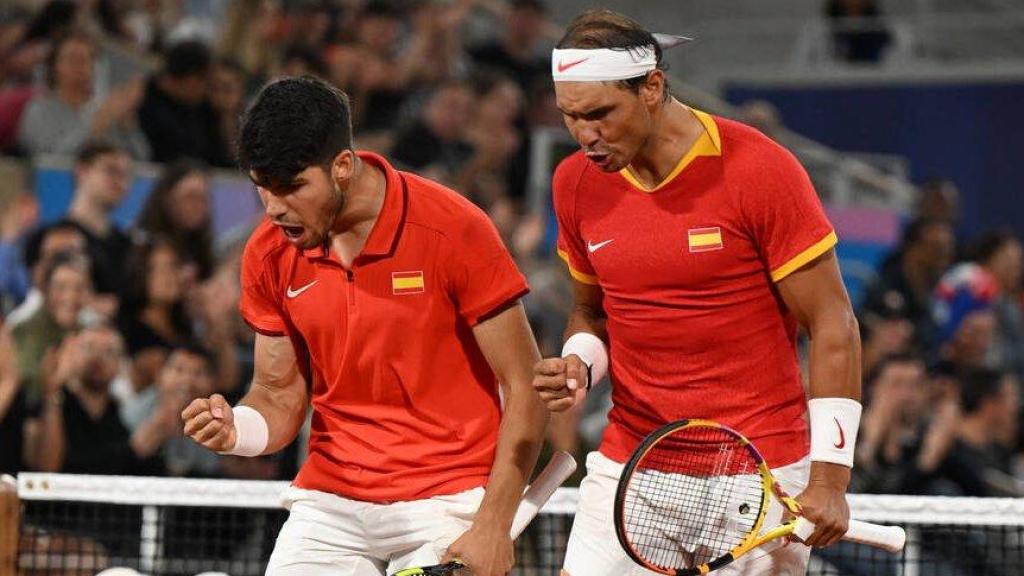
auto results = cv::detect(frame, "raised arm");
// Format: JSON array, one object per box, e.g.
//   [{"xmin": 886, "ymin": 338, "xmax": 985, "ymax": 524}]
[
  {"xmin": 533, "ymin": 279, "xmax": 607, "ymax": 412},
  {"xmin": 182, "ymin": 333, "xmax": 308, "ymax": 456}
]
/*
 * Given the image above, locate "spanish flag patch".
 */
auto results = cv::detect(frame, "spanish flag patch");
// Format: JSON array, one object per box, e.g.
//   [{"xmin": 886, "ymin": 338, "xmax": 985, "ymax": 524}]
[
  {"xmin": 392, "ymin": 271, "xmax": 425, "ymax": 294},
  {"xmin": 688, "ymin": 227, "xmax": 724, "ymax": 252}
]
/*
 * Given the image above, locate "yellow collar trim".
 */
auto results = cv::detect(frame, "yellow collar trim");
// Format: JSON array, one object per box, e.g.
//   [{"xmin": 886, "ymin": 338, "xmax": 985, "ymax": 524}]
[{"xmin": 619, "ymin": 107, "xmax": 722, "ymax": 193}]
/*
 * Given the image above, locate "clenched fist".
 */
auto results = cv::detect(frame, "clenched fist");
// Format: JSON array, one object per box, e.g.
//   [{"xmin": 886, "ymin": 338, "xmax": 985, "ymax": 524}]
[
  {"xmin": 532, "ymin": 354, "xmax": 589, "ymax": 412},
  {"xmin": 181, "ymin": 393, "xmax": 237, "ymax": 453}
]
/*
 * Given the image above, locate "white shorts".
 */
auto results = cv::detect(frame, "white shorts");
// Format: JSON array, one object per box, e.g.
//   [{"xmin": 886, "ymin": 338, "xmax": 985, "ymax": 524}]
[
  {"xmin": 266, "ymin": 485, "xmax": 484, "ymax": 576},
  {"xmin": 563, "ymin": 451, "xmax": 811, "ymax": 576}
]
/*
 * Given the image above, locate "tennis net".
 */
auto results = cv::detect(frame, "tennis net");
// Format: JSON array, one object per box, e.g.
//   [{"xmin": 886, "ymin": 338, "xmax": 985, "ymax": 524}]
[{"xmin": 6, "ymin": 473, "xmax": 1024, "ymax": 575}]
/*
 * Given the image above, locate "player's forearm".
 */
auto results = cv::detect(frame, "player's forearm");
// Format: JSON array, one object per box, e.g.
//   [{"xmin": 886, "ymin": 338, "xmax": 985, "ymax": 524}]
[
  {"xmin": 807, "ymin": 307, "xmax": 861, "ymax": 402},
  {"xmin": 471, "ymin": 304, "xmax": 549, "ymax": 529},
  {"xmin": 475, "ymin": 379, "xmax": 549, "ymax": 529},
  {"xmin": 238, "ymin": 378, "xmax": 308, "ymax": 454},
  {"xmin": 806, "ymin": 308, "xmax": 861, "ymax": 488},
  {"xmin": 564, "ymin": 304, "xmax": 606, "ymax": 342}
]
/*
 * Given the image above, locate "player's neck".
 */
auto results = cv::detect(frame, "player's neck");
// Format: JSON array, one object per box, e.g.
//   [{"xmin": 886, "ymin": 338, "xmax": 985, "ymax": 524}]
[
  {"xmin": 328, "ymin": 157, "xmax": 386, "ymax": 264},
  {"xmin": 627, "ymin": 99, "xmax": 705, "ymax": 188}
]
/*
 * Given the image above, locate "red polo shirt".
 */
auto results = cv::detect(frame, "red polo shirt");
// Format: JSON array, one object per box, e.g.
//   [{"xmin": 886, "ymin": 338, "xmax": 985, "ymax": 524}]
[
  {"xmin": 240, "ymin": 152, "xmax": 529, "ymax": 502},
  {"xmin": 555, "ymin": 108, "xmax": 836, "ymax": 468}
]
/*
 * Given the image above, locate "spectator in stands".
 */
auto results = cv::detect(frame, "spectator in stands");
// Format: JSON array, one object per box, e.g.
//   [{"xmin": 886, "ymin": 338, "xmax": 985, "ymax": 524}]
[
  {"xmin": 5, "ymin": 219, "xmax": 88, "ymax": 327},
  {"xmin": 209, "ymin": 58, "xmax": 247, "ymax": 160},
  {"xmin": 118, "ymin": 236, "xmax": 240, "ymax": 395},
  {"xmin": 916, "ymin": 178, "xmax": 961, "ymax": 225},
  {"xmin": 137, "ymin": 39, "xmax": 233, "ymax": 166},
  {"xmin": 852, "ymin": 354, "xmax": 962, "ymax": 495},
  {"xmin": 0, "ymin": 323, "xmax": 25, "ymax": 474},
  {"xmin": 279, "ymin": 43, "xmax": 328, "ymax": 79},
  {"xmin": 969, "ymin": 230, "xmax": 1024, "ymax": 378},
  {"xmin": 16, "ymin": 33, "xmax": 150, "ymax": 160},
  {"xmin": 121, "ymin": 344, "xmax": 220, "ymax": 477},
  {"xmin": 861, "ymin": 218, "xmax": 955, "ymax": 355},
  {"xmin": 136, "ymin": 159, "xmax": 215, "ymax": 281},
  {"xmin": 826, "ymin": 0, "xmax": 893, "ymax": 64},
  {"xmin": 459, "ymin": 73, "xmax": 527, "ymax": 210},
  {"xmin": 390, "ymin": 80, "xmax": 475, "ymax": 177},
  {"xmin": 933, "ymin": 262, "xmax": 999, "ymax": 370},
  {"xmin": 0, "ymin": 192, "xmax": 40, "ymax": 314},
  {"xmin": 859, "ymin": 287, "xmax": 915, "ymax": 375},
  {"xmin": 0, "ymin": 8, "xmax": 41, "ymax": 152},
  {"xmin": 30, "ymin": 322, "xmax": 158, "ymax": 474},
  {"xmin": 117, "ymin": 239, "xmax": 194, "ymax": 392},
  {"xmin": 66, "ymin": 140, "xmax": 134, "ymax": 302},
  {"xmin": 329, "ymin": 1, "xmax": 457, "ymax": 135},
  {"xmin": 940, "ymin": 369, "xmax": 1021, "ymax": 496},
  {"xmin": 468, "ymin": 0, "xmax": 552, "ymax": 91},
  {"xmin": 11, "ymin": 251, "xmax": 91, "ymax": 416}
]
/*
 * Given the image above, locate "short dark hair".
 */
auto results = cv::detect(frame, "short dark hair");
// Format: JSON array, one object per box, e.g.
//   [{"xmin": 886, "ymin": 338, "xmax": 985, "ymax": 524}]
[
  {"xmin": 968, "ymin": 229, "xmax": 1019, "ymax": 266},
  {"xmin": 164, "ymin": 39, "xmax": 212, "ymax": 78},
  {"xmin": 556, "ymin": 9, "xmax": 670, "ymax": 98},
  {"xmin": 41, "ymin": 250, "xmax": 90, "ymax": 290},
  {"xmin": 23, "ymin": 220, "xmax": 89, "ymax": 270},
  {"xmin": 238, "ymin": 76, "xmax": 353, "ymax": 189},
  {"xmin": 899, "ymin": 217, "xmax": 948, "ymax": 251},
  {"xmin": 959, "ymin": 368, "xmax": 1005, "ymax": 414},
  {"xmin": 76, "ymin": 139, "xmax": 125, "ymax": 166}
]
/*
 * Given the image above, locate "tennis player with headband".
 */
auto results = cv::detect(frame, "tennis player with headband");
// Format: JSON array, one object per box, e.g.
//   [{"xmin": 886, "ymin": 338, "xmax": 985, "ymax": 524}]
[{"xmin": 532, "ymin": 9, "xmax": 862, "ymax": 575}]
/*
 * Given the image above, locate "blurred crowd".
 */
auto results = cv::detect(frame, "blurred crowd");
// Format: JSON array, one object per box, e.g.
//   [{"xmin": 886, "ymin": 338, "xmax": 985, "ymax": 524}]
[
  {"xmin": 0, "ymin": 0, "xmax": 1021, "ymax": 502},
  {"xmin": 0, "ymin": 0, "xmax": 569, "ymax": 484}
]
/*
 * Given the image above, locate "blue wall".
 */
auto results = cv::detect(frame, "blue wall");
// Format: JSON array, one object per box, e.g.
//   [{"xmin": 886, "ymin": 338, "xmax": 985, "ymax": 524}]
[{"xmin": 725, "ymin": 81, "xmax": 1024, "ymax": 238}]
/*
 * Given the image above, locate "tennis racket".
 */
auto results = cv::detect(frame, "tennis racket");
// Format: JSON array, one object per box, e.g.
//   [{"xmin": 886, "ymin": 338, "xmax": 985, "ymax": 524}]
[
  {"xmin": 391, "ymin": 450, "xmax": 577, "ymax": 576},
  {"xmin": 614, "ymin": 419, "xmax": 906, "ymax": 575}
]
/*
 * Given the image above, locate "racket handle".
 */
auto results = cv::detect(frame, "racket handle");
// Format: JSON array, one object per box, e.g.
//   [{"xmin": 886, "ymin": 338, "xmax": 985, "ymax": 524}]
[
  {"xmin": 792, "ymin": 517, "xmax": 906, "ymax": 553},
  {"xmin": 510, "ymin": 451, "xmax": 577, "ymax": 538}
]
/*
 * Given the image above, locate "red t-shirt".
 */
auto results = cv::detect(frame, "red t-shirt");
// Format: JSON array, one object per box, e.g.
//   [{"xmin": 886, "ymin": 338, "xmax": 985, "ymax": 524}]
[
  {"xmin": 240, "ymin": 152, "xmax": 529, "ymax": 502},
  {"xmin": 554, "ymin": 108, "xmax": 836, "ymax": 468}
]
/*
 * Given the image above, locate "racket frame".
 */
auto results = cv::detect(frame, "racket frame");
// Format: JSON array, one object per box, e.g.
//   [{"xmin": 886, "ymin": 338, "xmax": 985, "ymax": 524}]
[{"xmin": 613, "ymin": 418, "xmax": 805, "ymax": 576}]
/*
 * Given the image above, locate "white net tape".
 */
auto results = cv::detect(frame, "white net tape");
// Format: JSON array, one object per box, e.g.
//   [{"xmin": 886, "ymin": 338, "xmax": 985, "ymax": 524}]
[{"xmin": 17, "ymin": 472, "xmax": 1024, "ymax": 525}]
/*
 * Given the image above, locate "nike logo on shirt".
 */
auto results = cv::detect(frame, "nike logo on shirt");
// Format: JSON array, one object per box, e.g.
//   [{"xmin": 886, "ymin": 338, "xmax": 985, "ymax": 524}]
[
  {"xmin": 286, "ymin": 280, "xmax": 318, "ymax": 298},
  {"xmin": 587, "ymin": 239, "xmax": 614, "ymax": 253}
]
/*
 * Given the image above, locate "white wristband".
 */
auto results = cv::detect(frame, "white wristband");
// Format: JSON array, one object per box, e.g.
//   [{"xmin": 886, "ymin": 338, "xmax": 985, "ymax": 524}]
[
  {"xmin": 561, "ymin": 332, "xmax": 608, "ymax": 391},
  {"xmin": 808, "ymin": 397, "xmax": 862, "ymax": 468},
  {"xmin": 220, "ymin": 405, "xmax": 269, "ymax": 457}
]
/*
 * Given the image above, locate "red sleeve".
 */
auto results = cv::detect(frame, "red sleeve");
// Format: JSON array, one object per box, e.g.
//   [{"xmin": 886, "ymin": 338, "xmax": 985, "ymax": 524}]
[
  {"xmin": 239, "ymin": 230, "xmax": 288, "ymax": 336},
  {"xmin": 553, "ymin": 156, "xmax": 598, "ymax": 285},
  {"xmin": 445, "ymin": 205, "xmax": 529, "ymax": 326},
  {"xmin": 740, "ymin": 142, "xmax": 837, "ymax": 282}
]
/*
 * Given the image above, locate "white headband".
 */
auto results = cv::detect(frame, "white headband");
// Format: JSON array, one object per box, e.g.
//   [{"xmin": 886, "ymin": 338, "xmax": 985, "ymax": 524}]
[{"xmin": 551, "ymin": 34, "xmax": 691, "ymax": 82}]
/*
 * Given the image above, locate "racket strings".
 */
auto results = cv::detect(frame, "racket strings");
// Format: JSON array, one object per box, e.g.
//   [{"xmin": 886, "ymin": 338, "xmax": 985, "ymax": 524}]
[{"xmin": 621, "ymin": 425, "xmax": 765, "ymax": 570}]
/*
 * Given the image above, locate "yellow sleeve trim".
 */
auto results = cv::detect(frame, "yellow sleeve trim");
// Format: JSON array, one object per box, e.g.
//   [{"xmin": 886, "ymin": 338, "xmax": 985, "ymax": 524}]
[
  {"xmin": 557, "ymin": 249, "xmax": 600, "ymax": 285},
  {"xmin": 770, "ymin": 230, "xmax": 838, "ymax": 283}
]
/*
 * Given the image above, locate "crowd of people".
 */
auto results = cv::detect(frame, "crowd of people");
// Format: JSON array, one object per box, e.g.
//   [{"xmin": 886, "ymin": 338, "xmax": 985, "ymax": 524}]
[{"xmin": 0, "ymin": 0, "xmax": 1021, "ymax": 504}]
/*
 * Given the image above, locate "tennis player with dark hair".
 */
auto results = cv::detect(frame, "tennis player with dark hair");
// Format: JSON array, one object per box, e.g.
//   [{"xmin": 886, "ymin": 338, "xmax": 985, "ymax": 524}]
[
  {"xmin": 181, "ymin": 76, "xmax": 548, "ymax": 576},
  {"xmin": 532, "ymin": 9, "xmax": 862, "ymax": 575}
]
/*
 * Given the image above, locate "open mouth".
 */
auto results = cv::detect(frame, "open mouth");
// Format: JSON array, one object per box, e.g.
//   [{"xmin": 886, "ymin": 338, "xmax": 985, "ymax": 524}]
[
  {"xmin": 586, "ymin": 151, "xmax": 611, "ymax": 166},
  {"xmin": 278, "ymin": 224, "xmax": 305, "ymax": 241}
]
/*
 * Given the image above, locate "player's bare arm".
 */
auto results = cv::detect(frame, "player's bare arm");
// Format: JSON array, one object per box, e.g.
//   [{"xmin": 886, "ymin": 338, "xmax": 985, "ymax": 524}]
[
  {"xmin": 182, "ymin": 333, "xmax": 308, "ymax": 455},
  {"xmin": 442, "ymin": 301, "xmax": 548, "ymax": 576},
  {"xmin": 533, "ymin": 279, "xmax": 607, "ymax": 412},
  {"xmin": 776, "ymin": 249, "xmax": 862, "ymax": 548}
]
